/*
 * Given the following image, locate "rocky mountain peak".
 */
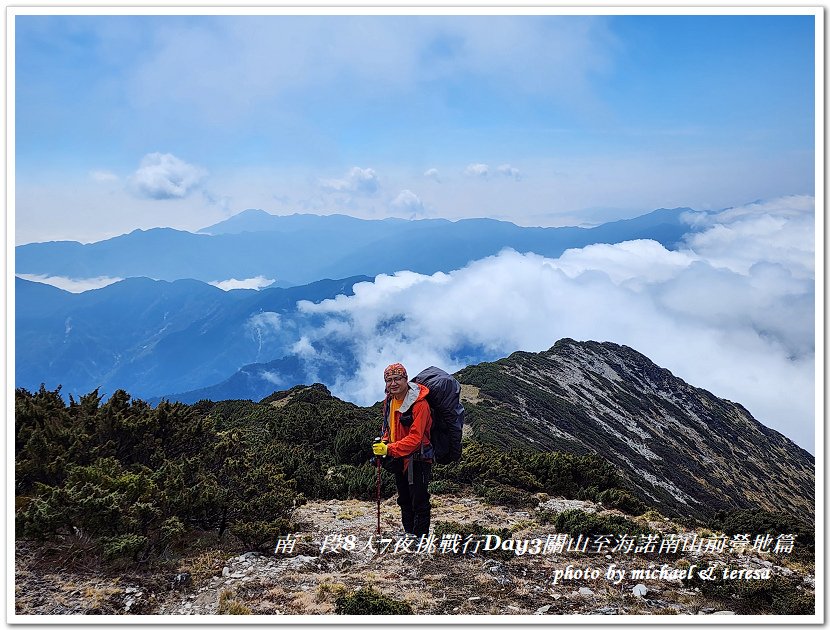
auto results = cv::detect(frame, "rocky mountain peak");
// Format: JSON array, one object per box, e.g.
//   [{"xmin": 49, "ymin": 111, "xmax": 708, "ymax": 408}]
[{"xmin": 457, "ymin": 339, "xmax": 814, "ymax": 523}]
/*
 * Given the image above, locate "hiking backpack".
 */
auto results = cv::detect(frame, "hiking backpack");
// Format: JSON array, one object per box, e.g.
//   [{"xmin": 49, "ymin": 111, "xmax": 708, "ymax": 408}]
[{"xmin": 411, "ymin": 366, "xmax": 465, "ymax": 464}]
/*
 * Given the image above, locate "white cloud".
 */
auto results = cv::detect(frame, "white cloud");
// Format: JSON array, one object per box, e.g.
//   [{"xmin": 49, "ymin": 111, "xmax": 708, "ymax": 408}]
[
  {"xmin": 320, "ymin": 167, "xmax": 380, "ymax": 195},
  {"xmin": 291, "ymin": 336, "xmax": 317, "ymax": 358},
  {"xmin": 17, "ymin": 139, "xmax": 813, "ymax": 245},
  {"xmin": 462, "ymin": 162, "xmax": 522, "ymax": 181},
  {"xmin": 681, "ymin": 195, "xmax": 814, "ymax": 278},
  {"xmin": 126, "ymin": 17, "xmax": 614, "ymax": 124},
  {"xmin": 464, "ymin": 162, "xmax": 520, "ymax": 181},
  {"xmin": 129, "ymin": 152, "xmax": 207, "ymax": 200},
  {"xmin": 392, "ymin": 189, "xmax": 425, "ymax": 217},
  {"xmin": 248, "ymin": 311, "xmax": 282, "ymax": 332},
  {"xmin": 295, "ymin": 196, "xmax": 815, "ymax": 452},
  {"xmin": 89, "ymin": 170, "xmax": 119, "ymax": 183},
  {"xmin": 260, "ymin": 371, "xmax": 285, "ymax": 386},
  {"xmin": 555, "ymin": 240, "xmax": 697, "ymax": 287},
  {"xmin": 15, "ymin": 175, "xmax": 234, "ymax": 245},
  {"xmin": 209, "ymin": 276, "xmax": 275, "ymax": 291},
  {"xmin": 464, "ymin": 163, "xmax": 489, "ymax": 178},
  {"xmin": 497, "ymin": 164, "xmax": 521, "ymax": 180},
  {"xmin": 424, "ymin": 168, "xmax": 440, "ymax": 181},
  {"xmin": 16, "ymin": 274, "xmax": 124, "ymax": 293}
]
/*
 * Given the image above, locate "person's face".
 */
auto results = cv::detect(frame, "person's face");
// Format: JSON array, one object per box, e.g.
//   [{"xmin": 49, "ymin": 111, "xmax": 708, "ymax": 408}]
[{"xmin": 385, "ymin": 374, "xmax": 408, "ymax": 399}]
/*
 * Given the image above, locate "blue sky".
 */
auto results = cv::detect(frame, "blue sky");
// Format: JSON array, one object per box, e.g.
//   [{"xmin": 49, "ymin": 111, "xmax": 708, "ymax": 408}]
[{"xmin": 14, "ymin": 12, "xmax": 816, "ymax": 243}]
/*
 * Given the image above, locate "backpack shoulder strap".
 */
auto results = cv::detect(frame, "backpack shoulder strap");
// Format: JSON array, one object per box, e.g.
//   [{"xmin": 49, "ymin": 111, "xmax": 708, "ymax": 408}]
[{"xmin": 381, "ymin": 397, "xmax": 390, "ymax": 437}]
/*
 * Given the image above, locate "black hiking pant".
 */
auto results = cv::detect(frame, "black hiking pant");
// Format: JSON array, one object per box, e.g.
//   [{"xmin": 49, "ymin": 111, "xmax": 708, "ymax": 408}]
[{"xmin": 394, "ymin": 460, "xmax": 432, "ymax": 536}]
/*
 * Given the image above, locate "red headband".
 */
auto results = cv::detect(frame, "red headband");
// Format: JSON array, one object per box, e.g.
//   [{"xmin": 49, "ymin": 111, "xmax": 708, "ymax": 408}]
[{"xmin": 384, "ymin": 363, "xmax": 407, "ymax": 379}]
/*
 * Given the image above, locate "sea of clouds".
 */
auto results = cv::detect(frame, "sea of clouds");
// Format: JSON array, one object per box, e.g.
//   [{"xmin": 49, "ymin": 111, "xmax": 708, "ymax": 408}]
[{"xmin": 294, "ymin": 195, "xmax": 816, "ymax": 453}]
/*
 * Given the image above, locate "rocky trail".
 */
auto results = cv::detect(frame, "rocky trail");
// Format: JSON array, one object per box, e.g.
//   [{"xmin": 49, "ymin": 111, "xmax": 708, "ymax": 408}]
[{"xmin": 14, "ymin": 493, "xmax": 815, "ymax": 618}]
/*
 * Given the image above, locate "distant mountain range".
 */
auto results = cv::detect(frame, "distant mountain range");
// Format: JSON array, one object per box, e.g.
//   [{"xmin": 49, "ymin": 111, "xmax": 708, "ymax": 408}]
[
  {"xmin": 456, "ymin": 339, "xmax": 814, "ymax": 522},
  {"xmin": 16, "ymin": 207, "xmax": 694, "ymax": 287},
  {"xmin": 17, "ymin": 210, "xmax": 816, "ymax": 523},
  {"xmin": 16, "ymin": 275, "xmax": 369, "ymax": 400},
  {"xmin": 16, "ymin": 207, "xmax": 700, "ymax": 401}
]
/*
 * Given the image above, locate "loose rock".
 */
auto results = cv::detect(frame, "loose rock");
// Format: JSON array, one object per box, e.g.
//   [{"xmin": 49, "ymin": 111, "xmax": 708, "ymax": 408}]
[{"xmin": 172, "ymin": 572, "xmax": 192, "ymax": 591}]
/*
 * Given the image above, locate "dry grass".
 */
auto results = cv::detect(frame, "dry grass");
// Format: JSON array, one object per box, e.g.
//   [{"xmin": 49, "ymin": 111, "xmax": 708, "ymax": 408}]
[
  {"xmin": 31, "ymin": 531, "xmax": 102, "ymax": 574},
  {"xmin": 81, "ymin": 584, "xmax": 122, "ymax": 613},
  {"xmin": 217, "ymin": 589, "xmax": 252, "ymax": 615},
  {"xmin": 460, "ymin": 384, "xmax": 482, "ymax": 405},
  {"xmin": 265, "ymin": 585, "xmax": 288, "ymax": 600},
  {"xmin": 401, "ymin": 589, "xmax": 434, "ymax": 613},
  {"xmin": 269, "ymin": 394, "xmax": 295, "ymax": 408},
  {"xmin": 336, "ymin": 508, "xmax": 365, "ymax": 521},
  {"xmin": 509, "ymin": 519, "xmax": 536, "ymax": 534},
  {"xmin": 290, "ymin": 589, "xmax": 335, "ymax": 614},
  {"xmin": 777, "ymin": 555, "xmax": 815, "ymax": 573},
  {"xmin": 316, "ymin": 580, "xmax": 348, "ymax": 602},
  {"xmin": 182, "ymin": 549, "xmax": 231, "ymax": 587}
]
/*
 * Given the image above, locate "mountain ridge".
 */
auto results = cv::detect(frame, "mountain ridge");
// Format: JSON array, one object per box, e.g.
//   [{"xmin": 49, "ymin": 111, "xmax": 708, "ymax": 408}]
[
  {"xmin": 153, "ymin": 337, "xmax": 814, "ymax": 523},
  {"xmin": 457, "ymin": 338, "xmax": 813, "ymax": 522},
  {"xmin": 16, "ymin": 207, "xmax": 696, "ymax": 286}
]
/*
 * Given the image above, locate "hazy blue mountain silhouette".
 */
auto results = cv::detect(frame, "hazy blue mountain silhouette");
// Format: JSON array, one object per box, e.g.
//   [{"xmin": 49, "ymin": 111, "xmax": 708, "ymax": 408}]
[
  {"xmin": 17, "ymin": 208, "xmax": 698, "ymax": 401},
  {"xmin": 17, "ymin": 208, "xmax": 694, "ymax": 287},
  {"xmin": 198, "ymin": 209, "xmax": 412, "ymax": 235},
  {"xmin": 149, "ymin": 355, "xmax": 308, "ymax": 405},
  {"xmin": 16, "ymin": 275, "xmax": 370, "ymax": 400}
]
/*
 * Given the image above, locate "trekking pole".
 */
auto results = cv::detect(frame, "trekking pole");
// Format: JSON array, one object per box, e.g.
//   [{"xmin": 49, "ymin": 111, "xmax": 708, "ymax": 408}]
[{"xmin": 374, "ymin": 436, "xmax": 382, "ymax": 534}]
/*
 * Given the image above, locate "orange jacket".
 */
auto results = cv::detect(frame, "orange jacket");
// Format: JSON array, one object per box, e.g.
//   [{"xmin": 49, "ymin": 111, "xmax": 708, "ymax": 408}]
[{"xmin": 383, "ymin": 382, "xmax": 432, "ymax": 460}]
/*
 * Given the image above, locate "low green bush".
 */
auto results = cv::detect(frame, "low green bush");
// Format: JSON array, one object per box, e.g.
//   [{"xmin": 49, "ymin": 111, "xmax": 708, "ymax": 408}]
[
  {"xmin": 535, "ymin": 509, "xmax": 557, "ymax": 525},
  {"xmin": 596, "ymin": 488, "xmax": 647, "ymax": 516},
  {"xmin": 437, "ymin": 442, "xmax": 540, "ymax": 491},
  {"xmin": 428, "ymin": 480, "xmax": 461, "ymax": 495},
  {"xmin": 434, "ymin": 442, "xmax": 644, "ymax": 512},
  {"xmin": 432, "ymin": 520, "xmax": 511, "ymax": 540},
  {"xmin": 335, "ymin": 587, "xmax": 413, "ymax": 615},
  {"xmin": 472, "ymin": 481, "xmax": 533, "ymax": 507},
  {"xmin": 324, "ymin": 463, "xmax": 396, "ymax": 501}
]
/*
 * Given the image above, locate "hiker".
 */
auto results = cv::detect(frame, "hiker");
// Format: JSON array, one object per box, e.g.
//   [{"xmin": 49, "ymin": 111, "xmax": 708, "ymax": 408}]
[{"xmin": 372, "ymin": 363, "xmax": 433, "ymax": 537}]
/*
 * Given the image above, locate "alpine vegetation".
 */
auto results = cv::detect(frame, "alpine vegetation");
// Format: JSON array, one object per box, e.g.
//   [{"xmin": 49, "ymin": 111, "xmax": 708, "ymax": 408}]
[{"xmin": 14, "ymin": 340, "xmax": 814, "ymax": 616}]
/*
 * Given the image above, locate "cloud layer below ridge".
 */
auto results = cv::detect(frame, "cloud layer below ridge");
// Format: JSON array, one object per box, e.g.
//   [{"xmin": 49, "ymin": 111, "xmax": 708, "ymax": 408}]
[{"xmin": 296, "ymin": 195, "xmax": 816, "ymax": 452}]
